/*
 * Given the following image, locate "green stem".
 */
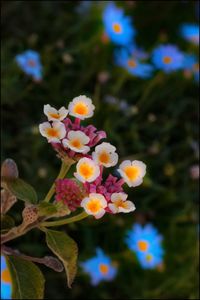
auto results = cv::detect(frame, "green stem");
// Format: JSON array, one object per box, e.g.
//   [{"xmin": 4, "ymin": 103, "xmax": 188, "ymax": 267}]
[
  {"xmin": 43, "ymin": 159, "xmax": 74, "ymax": 203},
  {"xmin": 42, "ymin": 211, "xmax": 88, "ymax": 227}
]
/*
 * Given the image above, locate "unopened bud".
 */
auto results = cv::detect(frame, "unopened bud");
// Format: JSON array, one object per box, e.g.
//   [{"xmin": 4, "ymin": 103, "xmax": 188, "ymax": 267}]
[{"xmin": 1, "ymin": 159, "xmax": 19, "ymax": 180}]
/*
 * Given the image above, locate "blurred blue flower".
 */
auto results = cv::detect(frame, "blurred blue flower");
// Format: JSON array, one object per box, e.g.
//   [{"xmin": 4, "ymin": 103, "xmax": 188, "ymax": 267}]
[
  {"xmin": 102, "ymin": 2, "xmax": 135, "ymax": 46},
  {"xmin": 180, "ymin": 24, "xmax": 199, "ymax": 45},
  {"xmin": 15, "ymin": 50, "xmax": 42, "ymax": 81},
  {"xmin": 183, "ymin": 54, "xmax": 199, "ymax": 82},
  {"xmin": 115, "ymin": 48, "xmax": 153, "ymax": 78},
  {"xmin": 152, "ymin": 44, "xmax": 184, "ymax": 73},
  {"xmin": 81, "ymin": 248, "xmax": 117, "ymax": 285},
  {"xmin": 125, "ymin": 223, "xmax": 164, "ymax": 269},
  {"xmin": 1, "ymin": 255, "xmax": 12, "ymax": 300},
  {"xmin": 128, "ymin": 45, "xmax": 149, "ymax": 60}
]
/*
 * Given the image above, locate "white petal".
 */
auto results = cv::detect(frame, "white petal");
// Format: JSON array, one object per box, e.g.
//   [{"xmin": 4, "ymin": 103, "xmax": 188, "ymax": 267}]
[
  {"xmin": 132, "ymin": 160, "xmax": 146, "ymax": 178},
  {"xmin": 58, "ymin": 106, "xmax": 69, "ymax": 120},
  {"xmin": 108, "ymin": 203, "xmax": 118, "ymax": 213},
  {"xmin": 118, "ymin": 201, "xmax": 136, "ymax": 213},
  {"xmin": 95, "ymin": 142, "xmax": 116, "ymax": 153},
  {"xmin": 111, "ymin": 193, "xmax": 128, "ymax": 203},
  {"xmin": 94, "ymin": 208, "xmax": 106, "ymax": 219},
  {"xmin": 39, "ymin": 122, "xmax": 51, "ymax": 137},
  {"xmin": 119, "ymin": 160, "xmax": 131, "ymax": 170}
]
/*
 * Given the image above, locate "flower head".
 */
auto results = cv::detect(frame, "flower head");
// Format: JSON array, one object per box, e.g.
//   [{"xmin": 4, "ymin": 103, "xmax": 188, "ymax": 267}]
[
  {"xmin": 118, "ymin": 160, "xmax": 146, "ymax": 187},
  {"xmin": 103, "ymin": 2, "xmax": 135, "ymax": 46},
  {"xmin": 55, "ymin": 178, "xmax": 86, "ymax": 211},
  {"xmin": 1, "ymin": 255, "xmax": 12, "ymax": 299},
  {"xmin": 152, "ymin": 44, "xmax": 184, "ymax": 73},
  {"xmin": 15, "ymin": 50, "xmax": 42, "ymax": 81},
  {"xmin": 108, "ymin": 192, "xmax": 135, "ymax": 213},
  {"xmin": 63, "ymin": 130, "xmax": 90, "ymax": 153},
  {"xmin": 74, "ymin": 157, "xmax": 100, "ymax": 183},
  {"xmin": 115, "ymin": 48, "xmax": 153, "ymax": 78},
  {"xmin": 44, "ymin": 104, "xmax": 68, "ymax": 121},
  {"xmin": 39, "ymin": 121, "xmax": 66, "ymax": 143},
  {"xmin": 180, "ymin": 24, "xmax": 199, "ymax": 45},
  {"xmin": 81, "ymin": 193, "xmax": 107, "ymax": 219},
  {"xmin": 81, "ymin": 248, "xmax": 117, "ymax": 285},
  {"xmin": 68, "ymin": 95, "xmax": 95, "ymax": 120},
  {"xmin": 92, "ymin": 142, "xmax": 118, "ymax": 167},
  {"xmin": 125, "ymin": 224, "xmax": 164, "ymax": 269}
]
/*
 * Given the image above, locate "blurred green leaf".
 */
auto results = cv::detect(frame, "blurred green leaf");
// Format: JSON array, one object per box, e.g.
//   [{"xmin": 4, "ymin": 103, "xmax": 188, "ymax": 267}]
[
  {"xmin": 1, "ymin": 214, "xmax": 15, "ymax": 230},
  {"xmin": 45, "ymin": 229, "xmax": 78, "ymax": 288},
  {"xmin": 6, "ymin": 255, "xmax": 45, "ymax": 299},
  {"xmin": 5, "ymin": 178, "xmax": 38, "ymax": 204}
]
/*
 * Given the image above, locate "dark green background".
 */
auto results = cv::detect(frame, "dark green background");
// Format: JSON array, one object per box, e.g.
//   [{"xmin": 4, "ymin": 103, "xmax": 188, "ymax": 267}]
[{"xmin": 1, "ymin": 1, "xmax": 199, "ymax": 299}]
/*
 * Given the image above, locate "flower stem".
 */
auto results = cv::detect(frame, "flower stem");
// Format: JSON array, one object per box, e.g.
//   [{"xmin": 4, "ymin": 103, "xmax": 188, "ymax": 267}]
[
  {"xmin": 41, "ymin": 211, "xmax": 88, "ymax": 227},
  {"xmin": 43, "ymin": 158, "xmax": 75, "ymax": 203}
]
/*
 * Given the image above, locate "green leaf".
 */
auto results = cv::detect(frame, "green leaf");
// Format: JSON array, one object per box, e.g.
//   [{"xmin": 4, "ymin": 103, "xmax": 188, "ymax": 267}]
[
  {"xmin": 37, "ymin": 202, "xmax": 58, "ymax": 217},
  {"xmin": 45, "ymin": 229, "xmax": 78, "ymax": 288},
  {"xmin": 6, "ymin": 178, "xmax": 38, "ymax": 204},
  {"xmin": 6, "ymin": 255, "xmax": 45, "ymax": 299},
  {"xmin": 1, "ymin": 214, "xmax": 15, "ymax": 230}
]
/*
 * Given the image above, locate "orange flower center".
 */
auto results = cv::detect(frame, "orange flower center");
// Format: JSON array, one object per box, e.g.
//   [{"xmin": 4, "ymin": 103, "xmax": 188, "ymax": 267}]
[
  {"xmin": 46, "ymin": 128, "xmax": 59, "ymax": 138},
  {"xmin": 79, "ymin": 163, "xmax": 94, "ymax": 179},
  {"xmin": 124, "ymin": 166, "xmax": 140, "ymax": 180},
  {"xmin": 128, "ymin": 59, "xmax": 137, "ymax": 68},
  {"xmin": 115, "ymin": 199, "xmax": 127, "ymax": 209},
  {"xmin": 99, "ymin": 263, "xmax": 109, "ymax": 275},
  {"xmin": 163, "ymin": 56, "xmax": 172, "ymax": 64},
  {"xmin": 1, "ymin": 269, "xmax": 11, "ymax": 284},
  {"xmin": 87, "ymin": 200, "xmax": 101, "ymax": 213},
  {"xmin": 137, "ymin": 240, "xmax": 149, "ymax": 252},
  {"xmin": 70, "ymin": 139, "xmax": 82, "ymax": 149},
  {"xmin": 28, "ymin": 59, "xmax": 36, "ymax": 67},
  {"xmin": 99, "ymin": 152, "xmax": 110, "ymax": 164},
  {"xmin": 74, "ymin": 102, "xmax": 88, "ymax": 115},
  {"xmin": 112, "ymin": 22, "xmax": 122, "ymax": 33},
  {"xmin": 49, "ymin": 113, "xmax": 60, "ymax": 119}
]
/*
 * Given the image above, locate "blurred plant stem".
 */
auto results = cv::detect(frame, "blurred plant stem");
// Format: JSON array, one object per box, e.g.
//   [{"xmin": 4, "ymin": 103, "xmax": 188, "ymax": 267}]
[
  {"xmin": 112, "ymin": 71, "xmax": 129, "ymax": 95},
  {"xmin": 43, "ymin": 158, "xmax": 75, "ymax": 203},
  {"xmin": 41, "ymin": 211, "xmax": 88, "ymax": 227},
  {"xmin": 137, "ymin": 71, "xmax": 164, "ymax": 109}
]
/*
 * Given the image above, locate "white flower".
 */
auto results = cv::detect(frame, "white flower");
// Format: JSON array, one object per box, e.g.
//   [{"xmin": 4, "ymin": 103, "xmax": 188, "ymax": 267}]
[
  {"xmin": 74, "ymin": 157, "xmax": 100, "ymax": 183},
  {"xmin": 68, "ymin": 95, "xmax": 95, "ymax": 120},
  {"xmin": 108, "ymin": 193, "xmax": 136, "ymax": 213},
  {"xmin": 92, "ymin": 142, "xmax": 118, "ymax": 168},
  {"xmin": 39, "ymin": 121, "xmax": 66, "ymax": 143},
  {"xmin": 81, "ymin": 193, "xmax": 107, "ymax": 219},
  {"xmin": 118, "ymin": 160, "xmax": 146, "ymax": 187},
  {"xmin": 62, "ymin": 130, "xmax": 90, "ymax": 153},
  {"xmin": 44, "ymin": 104, "xmax": 68, "ymax": 121}
]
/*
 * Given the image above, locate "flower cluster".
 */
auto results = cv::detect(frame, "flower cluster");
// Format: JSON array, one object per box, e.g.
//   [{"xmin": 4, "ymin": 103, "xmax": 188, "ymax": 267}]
[
  {"xmin": 100, "ymin": 2, "xmax": 199, "ymax": 82},
  {"xmin": 125, "ymin": 223, "xmax": 164, "ymax": 269},
  {"xmin": 15, "ymin": 50, "xmax": 42, "ymax": 81},
  {"xmin": 1, "ymin": 255, "xmax": 12, "ymax": 300},
  {"xmin": 80, "ymin": 248, "xmax": 117, "ymax": 285},
  {"xmin": 39, "ymin": 96, "xmax": 146, "ymax": 218}
]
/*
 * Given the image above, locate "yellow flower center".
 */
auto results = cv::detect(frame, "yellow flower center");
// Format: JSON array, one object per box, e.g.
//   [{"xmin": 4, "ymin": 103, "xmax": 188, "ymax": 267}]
[
  {"xmin": 112, "ymin": 22, "xmax": 122, "ymax": 33},
  {"xmin": 73, "ymin": 102, "xmax": 89, "ymax": 115},
  {"xmin": 70, "ymin": 139, "xmax": 82, "ymax": 149},
  {"xmin": 163, "ymin": 56, "xmax": 172, "ymax": 64},
  {"xmin": 124, "ymin": 166, "xmax": 140, "ymax": 180},
  {"xmin": 49, "ymin": 113, "xmax": 60, "ymax": 119},
  {"xmin": 87, "ymin": 199, "xmax": 101, "ymax": 213},
  {"xmin": 146, "ymin": 254, "xmax": 153, "ymax": 262},
  {"xmin": 99, "ymin": 263, "xmax": 109, "ymax": 275},
  {"xmin": 128, "ymin": 59, "xmax": 137, "ymax": 68},
  {"xmin": 137, "ymin": 240, "xmax": 149, "ymax": 252},
  {"xmin": 1, "ymin": 269, "xmax": 11, "ymax": 284},
  {"xmin": 99, "ymin": 152, "xmax": 110, "ymax": 164},
  {"xmin": 115, "ymin": 199, "xmax": 127, "ymax": 209},
  {"xmin": 46, "ymin": 128, "xmax": 59, "ymax": 138},
  {"xmin": 79, "ymin": 163, "xmax": 94, "ymax": 179}
]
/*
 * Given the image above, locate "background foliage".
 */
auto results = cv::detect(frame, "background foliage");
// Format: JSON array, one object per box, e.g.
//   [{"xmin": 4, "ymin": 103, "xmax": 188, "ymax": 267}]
[{"xmin": 1, "ymin": 1, "xmax": 199, "ymax": 299}]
